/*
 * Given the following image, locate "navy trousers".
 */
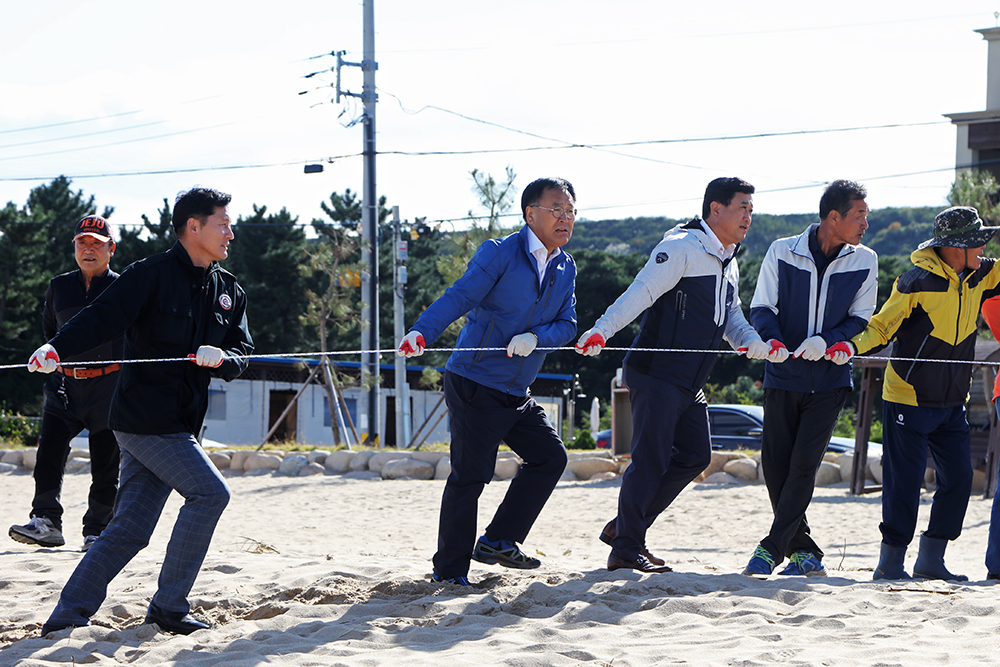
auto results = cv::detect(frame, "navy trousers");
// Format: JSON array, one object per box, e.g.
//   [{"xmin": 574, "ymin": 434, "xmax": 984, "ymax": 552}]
[
  {"xmin": 32, "ymin": 373, "xmax": 120, "ymax": 537},
  {"xmin": 880, "ymin": 401, "xmax": 972, "ymax": 548},
  {"xmin": 433, "ymin": 371, "xmax": 567, "ymax": 579},
  {"xmin": 611, "ymin": 367, "xmax": 712, "ymax": 561},
  {"xmin": 759, "ymin": 387, "xmax": 848, "ymax": 564}
]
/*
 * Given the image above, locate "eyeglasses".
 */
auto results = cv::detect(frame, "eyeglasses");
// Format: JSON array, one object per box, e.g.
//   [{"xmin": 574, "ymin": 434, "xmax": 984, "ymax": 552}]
[{"xmin": 529, "ymin": 204, "xmax": 577, "ymax": 219}]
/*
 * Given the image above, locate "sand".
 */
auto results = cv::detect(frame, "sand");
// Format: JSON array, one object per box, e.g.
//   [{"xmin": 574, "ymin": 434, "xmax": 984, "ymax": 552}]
[{"xmin": 1, "ymin": 467, "xmax": 998, "ymax": 666}]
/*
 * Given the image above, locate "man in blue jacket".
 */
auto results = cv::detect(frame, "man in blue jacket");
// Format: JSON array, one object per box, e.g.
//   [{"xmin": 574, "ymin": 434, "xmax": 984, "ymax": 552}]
[
  {"xmin": 743, "ymin": 179, "xmax": 877, "ymax": 577},
  {"xmin": 29, "ymin": 187, "xmax": 253, "ymax": 636},
  {"xmin": 576, "ymin": 177, "xmax": 781, "ymax": 573},
  {"xmin": 397, "ymin": 177, "xmax": 576, "ymax": 586}
]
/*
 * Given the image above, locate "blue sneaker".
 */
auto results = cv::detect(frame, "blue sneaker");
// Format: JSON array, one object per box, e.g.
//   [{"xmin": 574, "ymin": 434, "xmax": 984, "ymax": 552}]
[
  {"xmin": 778, "ymin": 551, "xmax": 827, "ymax": 577},
  {"xmin": 742, "ymin": 546, "xmax": 776, "ymax": 576},
  {"xmin": 432, "ymin": 573, "xmax": 471, "ymax": 586}
]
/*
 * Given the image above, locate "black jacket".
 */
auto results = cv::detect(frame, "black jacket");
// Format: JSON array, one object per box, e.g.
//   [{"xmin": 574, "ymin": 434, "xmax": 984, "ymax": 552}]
[
  {"xmin": 49, "ymin": 242, "xmax": 253, "ymax": 435},
  {"xmin": 43, "ymin": 268, "xmax": 123, "ymax": 364}
]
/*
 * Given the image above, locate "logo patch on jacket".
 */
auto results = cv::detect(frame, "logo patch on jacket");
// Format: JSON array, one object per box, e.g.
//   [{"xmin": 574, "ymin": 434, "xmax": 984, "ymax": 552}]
[
  {"xmin": 655, "ymin": 252, "xmax": 669, "ymax": 264},
  {"xmin": 218, "ymin": 294, "xmax": 233, "ymax": 311}
]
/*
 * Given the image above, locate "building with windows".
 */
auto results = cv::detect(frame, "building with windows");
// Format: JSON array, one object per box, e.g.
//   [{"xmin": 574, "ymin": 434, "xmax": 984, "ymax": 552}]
[{"xmin": 201, "ymin": 356, "xmax": 576, "ymax": 449}]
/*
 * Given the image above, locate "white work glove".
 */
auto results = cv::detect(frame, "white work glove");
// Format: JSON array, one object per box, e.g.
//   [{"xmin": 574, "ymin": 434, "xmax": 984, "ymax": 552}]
[
  {"xmin": 792, "ymin": 335, "xmax": 827, "ymax": 361},
  {"xmin": 507, "ymin": 332, "xmax": 538, "ymax": 357},
  {"xmin": 825, "ymin": 341, "xmax": 855, "ymax": 366},
  {"xmin": 193, "ymin": 345, "xmax": 225, "ymax": 368},
  {"xmin": 575, "ymin": 328, "xmax": 607, "ymax": 356},
  {"xmin": 397, "ymin": 330, "xmax": 425, "ymax": 358},
  {"xmin": 741, "ymin": 338, "xmax": 771, "ymax": 360},
  {"xmin": 27, "ymin": 343, "xmax": 60, "ymax": 373},
  {"xmin": 765, "ymin": 339, "xmax": 789, "ymax": 363}
]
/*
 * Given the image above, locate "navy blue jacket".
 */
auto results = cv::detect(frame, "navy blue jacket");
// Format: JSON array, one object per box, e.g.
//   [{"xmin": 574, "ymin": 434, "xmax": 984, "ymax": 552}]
[{"xmin": 750, "ymin": 224, "xmax": 877, "ymax": 393}]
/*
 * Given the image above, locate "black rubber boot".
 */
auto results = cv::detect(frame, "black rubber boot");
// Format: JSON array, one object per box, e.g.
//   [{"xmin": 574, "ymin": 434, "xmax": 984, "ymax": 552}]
[
  {"xmin": 912, "ymin": 533, "xmax": 968, "ymax": 582},
  {"xmin": 873, "ymin": 542, "xmax": 912, "ymax": 581}
]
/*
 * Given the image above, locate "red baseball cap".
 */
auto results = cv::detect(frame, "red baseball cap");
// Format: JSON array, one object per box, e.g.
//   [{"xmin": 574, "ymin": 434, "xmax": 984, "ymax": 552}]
[{"xmin": 73, "ymin": 216, "xmax": 114, "ymax": 243}]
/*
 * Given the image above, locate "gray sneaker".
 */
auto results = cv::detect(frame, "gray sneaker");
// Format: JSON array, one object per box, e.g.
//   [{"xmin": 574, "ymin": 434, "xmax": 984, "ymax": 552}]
[
  {"xmin": 9, "ymin": 516, "xmax": 65, "ymax": 548},
  {"xmin": 81, "ymin": 534, "xmax": 99, "ymax": 552}
]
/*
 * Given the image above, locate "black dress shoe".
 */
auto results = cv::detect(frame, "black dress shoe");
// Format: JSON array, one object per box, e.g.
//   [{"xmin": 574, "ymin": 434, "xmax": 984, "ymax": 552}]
[
  {"xmin": 599, "ymin": 519, "xmax": 667, "ymax": 566},
  {"xmin": 988, "ymin": 572, "xmax": 1000, "ymax": 581},
  {"xmin": 145, "ymin": 602, "xmax": 210, "ymax": 635},
  {"xmin": 607, "ymin": 552, "xmax": 673, "ymax": 573}
]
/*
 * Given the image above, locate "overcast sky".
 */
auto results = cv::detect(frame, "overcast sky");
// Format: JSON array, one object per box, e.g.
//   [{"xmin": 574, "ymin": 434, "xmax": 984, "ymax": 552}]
[{"xmin": 2, "ymin": 1, "xmax": 998, "ymax": 234}]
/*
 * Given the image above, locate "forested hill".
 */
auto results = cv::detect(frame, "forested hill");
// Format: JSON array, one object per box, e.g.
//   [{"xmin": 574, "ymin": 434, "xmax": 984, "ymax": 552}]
[{"xmin": 567, "ymin": 206, "xmax": 942, "ymax": 260}]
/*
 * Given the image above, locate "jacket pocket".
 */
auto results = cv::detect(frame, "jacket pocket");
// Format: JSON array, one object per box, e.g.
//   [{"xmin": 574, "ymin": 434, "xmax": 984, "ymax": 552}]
[
  {"xmin": 152, "ymin": 301, "xmax": 192, "ymax": 346},
  {"xmin": 473, "ymin": 319, "xmax": 497, "ymax": 363}
]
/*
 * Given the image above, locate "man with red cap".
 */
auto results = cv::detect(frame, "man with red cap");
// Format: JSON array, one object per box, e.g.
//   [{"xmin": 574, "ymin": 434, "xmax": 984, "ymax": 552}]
[{"xmin": 10, "ymin": 216, "xmax": 122, "ymax": 552}]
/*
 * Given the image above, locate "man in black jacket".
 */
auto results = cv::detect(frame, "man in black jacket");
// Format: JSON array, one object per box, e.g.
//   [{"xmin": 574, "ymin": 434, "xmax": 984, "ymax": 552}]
[
  {"xmin": 10, "ymin": 216, "xmax": 122, "ymax": 552},
  {"xmin": 28, "ymin": 187, "xmax": 253, "ymax": 636}
]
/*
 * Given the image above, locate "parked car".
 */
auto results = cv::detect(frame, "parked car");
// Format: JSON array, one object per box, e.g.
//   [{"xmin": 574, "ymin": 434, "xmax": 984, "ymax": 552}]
[
  {"xmin": 707, "ymin": 404, "xmax": 882, "ymax": 456},
  {"xmin": 595, "ymin": 429, "xmax": 612, "ymax": 449}
]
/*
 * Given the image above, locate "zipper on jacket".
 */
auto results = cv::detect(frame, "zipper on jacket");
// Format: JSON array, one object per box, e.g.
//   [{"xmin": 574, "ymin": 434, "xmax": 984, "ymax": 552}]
[{"xmin": 504, "ymin": 265, "xmax": 556, "ymax": 394}]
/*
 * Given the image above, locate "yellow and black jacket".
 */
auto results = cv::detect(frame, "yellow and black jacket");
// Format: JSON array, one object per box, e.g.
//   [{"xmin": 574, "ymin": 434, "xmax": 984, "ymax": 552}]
[{"xmin": 851, "ymin": 247, "xmax": 1000, "ymax": 408}]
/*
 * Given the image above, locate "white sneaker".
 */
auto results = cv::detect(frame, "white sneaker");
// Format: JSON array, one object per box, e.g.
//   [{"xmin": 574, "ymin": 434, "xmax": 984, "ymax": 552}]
[
  {"xmin": 9, "ymin": 516, "xmax": 65, "ymax": 548},
  {"xmin": 81, "ymin": 534, "xmax": 99, "ymax": 552}
]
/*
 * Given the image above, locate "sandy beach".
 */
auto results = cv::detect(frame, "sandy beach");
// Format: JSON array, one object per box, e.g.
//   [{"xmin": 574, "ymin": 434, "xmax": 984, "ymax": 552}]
[{"xmin": 1, "ymin": 466, "xmax": 998, "ymax": 666}]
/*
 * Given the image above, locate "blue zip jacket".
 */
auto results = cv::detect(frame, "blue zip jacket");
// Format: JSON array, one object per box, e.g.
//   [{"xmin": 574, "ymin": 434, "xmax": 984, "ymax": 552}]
[
  {"xmin": 411, "ymin": 225, "xmax": 577, "ymax": 396},
  {"xmin": 750, "ymin": 224, "xmax": 877, "ymax": 393}
]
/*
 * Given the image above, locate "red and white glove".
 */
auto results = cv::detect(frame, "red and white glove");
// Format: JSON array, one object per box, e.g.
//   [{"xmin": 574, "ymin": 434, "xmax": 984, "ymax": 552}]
[
  {"xmin": 793, "ymin": 335, "xmax": 827, "ymax": 361},
  {"xmin": 765, "ymin": 339, "xmax": 789, "ymax": 363},
  {"xmin": 507, "ymin": 332, "xmax": 537, "ymax": 357},
  {"xmin": 575, "ymin": 328, "xmax": 606, "ymax": 356},
  {"xmin": 27, "ymin": 343, "xmax": 60, "ymax": 373},
  {"xmin": 741, "ymin": 338, "xmax": 771, "ymax": 360},
  {"xmin": 190, "ymin": 345, "xmax": 225, "ymax": 368},
  {"xmin": 825, "ymin": 341, "xmax": 855, "ymax": 366},
  {"xmin": 397, "ymin": 331, "xmax": 425, "ymax": 358}
]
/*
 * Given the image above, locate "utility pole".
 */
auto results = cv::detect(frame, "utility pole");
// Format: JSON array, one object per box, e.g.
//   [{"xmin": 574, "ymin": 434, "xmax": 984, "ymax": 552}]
[
  {"xmin": 392, "ymin": 206, "xmax": 411, "ymax": 448},
  {"xmin": 359, "ymin": 0, "xmax": 380, "ymax": 446},
  {"xmin": 316, "ymin": 0, "xmax": 380, "ymax": 444}
]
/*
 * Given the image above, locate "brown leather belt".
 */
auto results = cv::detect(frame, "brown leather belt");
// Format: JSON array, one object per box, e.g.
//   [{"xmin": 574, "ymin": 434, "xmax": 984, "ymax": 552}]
[{"xmin": 57, "ymin": 363, "xmax": 121, "ymax": 379}]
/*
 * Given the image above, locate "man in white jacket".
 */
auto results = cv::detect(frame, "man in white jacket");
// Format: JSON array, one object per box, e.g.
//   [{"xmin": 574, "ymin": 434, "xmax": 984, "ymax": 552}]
[{"xmin": 576, "ymin": 177, "xmax": 786, "ymax": 573}]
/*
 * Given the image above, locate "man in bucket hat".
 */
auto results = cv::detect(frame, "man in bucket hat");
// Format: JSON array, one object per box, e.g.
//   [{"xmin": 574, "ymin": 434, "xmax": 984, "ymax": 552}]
[{"xmin": 829, "ymin": 205, "xmax": 1000, "ymax": 581}]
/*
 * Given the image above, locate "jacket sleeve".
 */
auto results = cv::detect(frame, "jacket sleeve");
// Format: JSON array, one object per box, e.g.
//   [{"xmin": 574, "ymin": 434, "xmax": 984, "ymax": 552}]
[
  {"xmin": 49, "ymin": 263, "xmax": 152, "ymax": 359},
  {"xmin": 818, "ymin": 253, "xmax": 878, "ymax": 346},
  {"xmin": 723, "ymin": 261, "xmax": 763, "ymax": 350},
  {"xmin": 749, "ymin": 243, "xmax": 783, "ymax": 342},
  {"xmin": 851, "ymin": 276, "xmax": 914, "ymax": 355},
  {"xmin": 215, "ymin": 285, "xmax": 254, "ymax": 381},
  {"xmin": 593, "ymin": 238, "xmax": 689, "ymax": 339},
  {"xmin": 411, "ymin": 240, "xmax": 504, "ymax": 344},
  {"xmin": 42, "ymin": 281, "xmax": 57, "ymax": 342},
  {"xmin": 530, "ymin": 267, "xmax": 577, "ymax": 348}
]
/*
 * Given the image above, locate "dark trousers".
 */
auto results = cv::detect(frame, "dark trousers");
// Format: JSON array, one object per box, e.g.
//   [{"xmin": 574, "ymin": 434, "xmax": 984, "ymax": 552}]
[
  {"xmin": 612, "ymin": 367, "xmax": 712, "ymax": 560},
  {"xmin": 32, "ymin": 373, "xmax": 120, "ymax": 537},
  {"xmin": 986, "ymin": 400, "xmax": 1000, "ymax": 574},
  {"xmin": 433, "ymin": 371, "xmax": 567, "ymax": 579},
  {"xmin": 759, "ymin": 387, "xmax": 848, "ymax": 564},
  {"xmin": 880, "ymin": 401, "xmax": 972, "ymax": 547}
]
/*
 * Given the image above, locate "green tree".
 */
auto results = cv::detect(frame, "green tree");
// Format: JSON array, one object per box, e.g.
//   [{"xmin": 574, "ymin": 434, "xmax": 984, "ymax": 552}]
[
  {"xmin": 227, "ymin": 205, "xmax": 311, "ymax": 355},
  {"xmin": 114, "ymin": 198, "xmax": 175, "ymax": 269}
]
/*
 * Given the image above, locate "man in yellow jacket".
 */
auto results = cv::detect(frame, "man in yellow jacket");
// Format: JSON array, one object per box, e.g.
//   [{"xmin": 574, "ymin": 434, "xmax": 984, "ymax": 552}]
[{"xmin": 830, "ymin": 206, "xmax": 1000, "ymax": 581}]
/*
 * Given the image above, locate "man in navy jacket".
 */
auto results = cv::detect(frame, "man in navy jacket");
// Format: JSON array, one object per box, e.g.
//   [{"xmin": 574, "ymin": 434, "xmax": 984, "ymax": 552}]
[
  {"xmin": 397, "ymin": 177, "xmax": 577, "ymax": 586},
  {"xmin": 744, "ymin": 179, "xmax": 877, "ymax": 577}
]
